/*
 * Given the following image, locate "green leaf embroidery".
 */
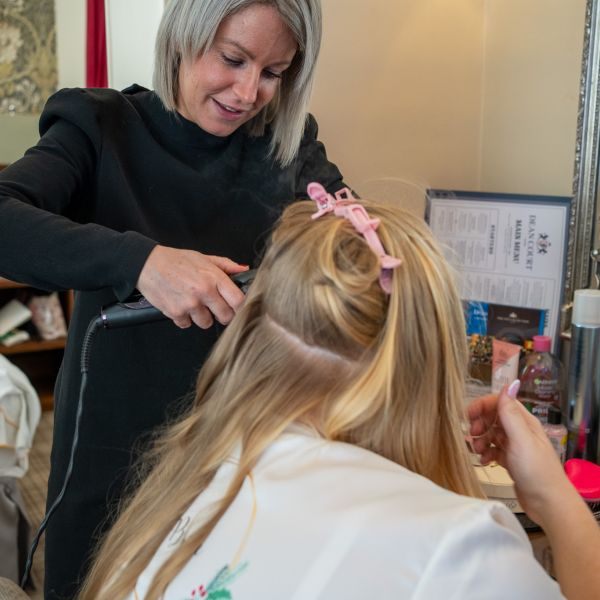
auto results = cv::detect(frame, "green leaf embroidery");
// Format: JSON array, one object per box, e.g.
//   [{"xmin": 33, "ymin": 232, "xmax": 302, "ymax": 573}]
[
  {"xmin": 207, "ymin": 591, "xmax": 232, "ymax": 600},
  {"xmin": 186, "ymin": 562, "xmax": 248, "ymax": 599}
]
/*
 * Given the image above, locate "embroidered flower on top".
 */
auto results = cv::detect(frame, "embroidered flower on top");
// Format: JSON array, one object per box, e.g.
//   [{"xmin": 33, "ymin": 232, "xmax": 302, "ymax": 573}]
[{"xmin": 187, "ymin": 562, "xmax": 248, "ymax": 600}]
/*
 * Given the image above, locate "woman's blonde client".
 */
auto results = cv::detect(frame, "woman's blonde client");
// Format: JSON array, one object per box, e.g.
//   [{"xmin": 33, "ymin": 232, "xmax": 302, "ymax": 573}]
[{"xmin": 80, "ymin": 191, "xmax": 571, "ymax": 599}]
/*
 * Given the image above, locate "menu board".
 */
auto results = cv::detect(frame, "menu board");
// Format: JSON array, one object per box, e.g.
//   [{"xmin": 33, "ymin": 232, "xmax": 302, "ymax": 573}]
[{"xmin": 425, "ymin": 190, "xmax": 571, "ymax": 350}]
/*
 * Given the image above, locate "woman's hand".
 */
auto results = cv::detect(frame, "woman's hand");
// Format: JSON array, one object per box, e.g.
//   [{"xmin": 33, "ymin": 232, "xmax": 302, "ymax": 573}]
[
  {"xmin": 467, "ymin": 382, "xmax": 575, "ymax": 527},
  {"xmin": 469, "ymin": 383, "xmax": 600, "ymax": 599},
  {"xmin": 136, "ymin": 245, "xmax": 248, "ymax": 329}
]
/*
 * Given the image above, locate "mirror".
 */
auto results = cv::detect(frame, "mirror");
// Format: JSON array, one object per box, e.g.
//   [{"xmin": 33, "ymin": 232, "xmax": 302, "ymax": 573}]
[{"xmin": 570, "ymin": 0, "xmax": 600, "ymax": 299}]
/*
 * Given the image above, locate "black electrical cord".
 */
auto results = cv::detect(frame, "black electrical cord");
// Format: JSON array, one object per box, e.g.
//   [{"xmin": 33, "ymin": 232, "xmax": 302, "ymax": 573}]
[
  {"xmin": 19, "ymin": 271, "xmax": 256, "ymax": 589},
  {"xmin": 20, "ymin": 315, "xmax": 102, "ymax": 589}
]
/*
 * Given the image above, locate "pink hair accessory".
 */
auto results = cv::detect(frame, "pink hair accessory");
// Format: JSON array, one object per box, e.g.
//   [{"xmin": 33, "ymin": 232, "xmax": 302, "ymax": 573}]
[
  {"xmin": 307, "ymin": 182, "xmax": 356, "ymax": 218},
  {"xmin": 307, "ymin": 182, "xmax": 402, "ymax": 294}
]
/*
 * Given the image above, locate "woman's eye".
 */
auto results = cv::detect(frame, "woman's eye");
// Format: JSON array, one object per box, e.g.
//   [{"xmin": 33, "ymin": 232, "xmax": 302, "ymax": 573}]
[
  {"xmin": 221, "ymin": 53, "xmax": 282, "ymax": 80},
  {"xmin": 263, "ymin": 70, "xmax": 282, "ymax": 80},
  {"xmin": 222, "ymin": 54, "xmax": 243, "ymax": 67}
]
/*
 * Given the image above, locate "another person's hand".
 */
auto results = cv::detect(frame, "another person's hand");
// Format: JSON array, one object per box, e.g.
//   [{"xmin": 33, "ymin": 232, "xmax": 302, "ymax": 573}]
[
  {"xmin": 467, "ymin": 382, "xmax": 575, "ymax": 527},
  {"xmin": 136, "ymin": 245, "xmax": 248, "ymax": 329}
]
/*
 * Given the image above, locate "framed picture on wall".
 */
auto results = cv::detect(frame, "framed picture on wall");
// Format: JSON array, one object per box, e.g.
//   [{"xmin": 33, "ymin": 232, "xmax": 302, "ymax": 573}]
[{"xmin": 425, "ymin": 189, "xmax": 571, "ymax": 351}]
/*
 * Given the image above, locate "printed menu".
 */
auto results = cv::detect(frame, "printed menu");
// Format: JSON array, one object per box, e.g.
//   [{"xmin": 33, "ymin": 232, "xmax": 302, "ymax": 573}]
[{"xmin": 426, "ymin": 190, "xmax": 570, "ymax": 348}]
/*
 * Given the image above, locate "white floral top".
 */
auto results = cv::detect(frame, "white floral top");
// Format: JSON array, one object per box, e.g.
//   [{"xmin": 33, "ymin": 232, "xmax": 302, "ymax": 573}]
[{"xmin": 129, "ymin": 426, "xmax": 564, "ymax": 599}]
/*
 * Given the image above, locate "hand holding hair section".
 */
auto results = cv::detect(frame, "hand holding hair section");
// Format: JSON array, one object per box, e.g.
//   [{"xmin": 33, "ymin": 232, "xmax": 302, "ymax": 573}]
[{"xmin": 307, "ymin": 182, "xmax": 402, "ymax": 293}]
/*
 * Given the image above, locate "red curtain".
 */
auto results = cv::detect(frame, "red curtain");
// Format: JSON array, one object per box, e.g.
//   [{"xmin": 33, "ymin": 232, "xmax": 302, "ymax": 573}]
[{"xmin": 86, "ymin": 0, "xmax": 108, "ymax": 87}]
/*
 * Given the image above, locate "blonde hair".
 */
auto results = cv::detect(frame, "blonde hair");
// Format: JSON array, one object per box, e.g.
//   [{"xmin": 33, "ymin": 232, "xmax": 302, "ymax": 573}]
[
  {"xmin": 80, "ymin": 199, "xmax": 482, "ymax": 599},
  {"xmin": 153, "ymin": 0, "xmax": 322, "ymax": 167}
]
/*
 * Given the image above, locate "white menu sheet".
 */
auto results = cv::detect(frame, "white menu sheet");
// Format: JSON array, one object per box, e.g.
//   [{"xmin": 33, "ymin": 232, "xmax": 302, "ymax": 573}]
[{"xmin": 426, "ymin": 192, "xmax": 570, "ymax": 347}]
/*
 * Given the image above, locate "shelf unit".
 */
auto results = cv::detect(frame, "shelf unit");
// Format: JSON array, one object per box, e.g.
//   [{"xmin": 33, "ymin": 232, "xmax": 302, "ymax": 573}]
[
  {"xmin": 0, "ymin": 277, "xmax": 72, "ymax": 410},
  {"xmin": 0, "ymin": 337, "xmax": 67, "ymax": 356}
]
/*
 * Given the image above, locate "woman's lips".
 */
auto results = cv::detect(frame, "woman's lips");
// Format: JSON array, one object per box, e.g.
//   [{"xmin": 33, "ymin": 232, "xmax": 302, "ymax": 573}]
[{"xmin": 212, "ymin": 98, "xmax": 247, "ymax": 121}]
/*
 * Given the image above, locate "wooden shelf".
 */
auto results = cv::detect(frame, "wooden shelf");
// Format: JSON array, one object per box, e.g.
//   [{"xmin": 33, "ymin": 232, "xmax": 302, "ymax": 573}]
[
  {"xmin": 0, "ymin": 281, "xmax": 72, "ymax": 410},
  {"xmin": 0, "ymin": 337, "xmax": 66, "ymax": 356}
]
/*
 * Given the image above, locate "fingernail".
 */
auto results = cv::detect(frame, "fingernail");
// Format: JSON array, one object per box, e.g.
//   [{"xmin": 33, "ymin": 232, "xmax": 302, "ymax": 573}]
[
  {"xmin": 507, "ymin": 379, "xmax": 520, "ymax": 399},
  {"xmin": 239, "ymin": 264, "xmax": 249, "ymax": 269}
]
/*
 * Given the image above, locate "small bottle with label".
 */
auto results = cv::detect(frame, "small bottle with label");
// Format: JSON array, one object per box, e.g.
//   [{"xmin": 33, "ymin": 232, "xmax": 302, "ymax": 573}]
[
  {"xmin": 543, "ymin": 407, "xmax": 567, "ymax": 463},
  {"xmin": 518, "ymin": 335, "xmax": 563, "ymax": 424}
]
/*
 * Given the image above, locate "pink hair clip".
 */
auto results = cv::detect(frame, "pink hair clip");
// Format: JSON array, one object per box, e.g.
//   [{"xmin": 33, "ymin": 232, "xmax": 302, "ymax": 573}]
[
  {"xmin": 307, "ymin": 182, "xmax": 356, "ymax": 219},
  {"xmin": 307, "ymin": 182, "xmax": 402, "ymax": 294}
]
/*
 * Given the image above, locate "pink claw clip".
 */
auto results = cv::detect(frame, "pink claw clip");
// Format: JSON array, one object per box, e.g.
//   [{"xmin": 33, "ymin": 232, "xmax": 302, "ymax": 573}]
[
  {"xmin": 307, "ymin": 182, "xmax": 402, "ymax": 294},
  {"xmin": 307, "ymin": 182, "xmax": 333, "ymax": 217}
]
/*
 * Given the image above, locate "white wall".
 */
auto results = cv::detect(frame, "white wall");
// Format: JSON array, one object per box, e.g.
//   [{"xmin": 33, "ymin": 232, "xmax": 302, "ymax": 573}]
[
  {"xmin": 54, "ymin": 0, "xmax": 85, "ymax": 89},
  {"xmin": 310, "ymin": 0, "xmax": 485, "ymax": 214},
  {"xmin": 105, "ymin": 0, "xmax": 164, "ymax": 90},
  {"xmin": 479, "ymin": 0, "xmax": 585, "ymax": 196},
  {"xmin": 310, "ymin": 0, "xmax": 585, "ymax": 214}
]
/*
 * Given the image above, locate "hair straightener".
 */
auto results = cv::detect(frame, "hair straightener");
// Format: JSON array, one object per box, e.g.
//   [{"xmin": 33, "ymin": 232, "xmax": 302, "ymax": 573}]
[
  {"xmin": 99, "ymin": 269, "xmax": 256, "ymax": 329},
  {"xmin": 20, "ymin": 269, "xmax": 257, "ymax": 589}
]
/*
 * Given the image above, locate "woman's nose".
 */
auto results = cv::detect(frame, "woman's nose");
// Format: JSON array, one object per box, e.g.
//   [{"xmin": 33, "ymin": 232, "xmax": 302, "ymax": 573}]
[{"xmin": 233, "ymin": 69, "xmax": 260, "ymax": 105}]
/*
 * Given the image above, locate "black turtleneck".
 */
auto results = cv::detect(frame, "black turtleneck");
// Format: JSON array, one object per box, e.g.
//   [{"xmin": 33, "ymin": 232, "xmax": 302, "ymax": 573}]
[{"xmin": 0, "ymin": 84, "xmax": 345, "ymax": 599}]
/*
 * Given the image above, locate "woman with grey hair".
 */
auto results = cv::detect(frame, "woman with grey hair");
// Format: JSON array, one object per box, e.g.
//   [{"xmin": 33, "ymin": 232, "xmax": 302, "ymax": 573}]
[{"xmin": 0, "ymin": 1, "xmax": 344, "ymax": 597}]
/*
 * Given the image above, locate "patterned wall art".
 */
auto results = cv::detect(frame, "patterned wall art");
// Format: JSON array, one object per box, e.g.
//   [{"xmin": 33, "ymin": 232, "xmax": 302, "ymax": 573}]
[{"xmin": 0, "ymin": 0, "xmax": 57, "ymax": 115}]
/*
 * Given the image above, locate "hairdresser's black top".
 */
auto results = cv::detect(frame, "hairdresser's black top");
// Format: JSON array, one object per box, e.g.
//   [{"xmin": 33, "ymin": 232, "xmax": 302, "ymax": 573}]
[{"xmin": 0, "ymin": 85, "xmax": 344, "ymax": 597}]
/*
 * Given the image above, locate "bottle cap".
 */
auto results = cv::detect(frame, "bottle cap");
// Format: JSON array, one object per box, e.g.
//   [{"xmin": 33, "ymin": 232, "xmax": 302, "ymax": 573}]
[
  {"xmin": 532, "ymin": 335, "xmax": 551, "ymax": 353},
  {"xmin": 565, "ymin": 459, "xmax": 600, "ymax": 500},
  {"xmin": 547, "ymin": 407, "xmax": 562, "ymax": 425},
  {"xmin": 573, "ymin": 289, "xmax": 600, "ymax": 326}
]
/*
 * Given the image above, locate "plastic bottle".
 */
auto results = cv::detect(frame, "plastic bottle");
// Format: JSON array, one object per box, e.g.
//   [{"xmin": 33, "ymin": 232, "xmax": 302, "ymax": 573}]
[
  {"xmin": 566, "ymin": 289, "xmax": 600, "ymax": 462},
  {"xmin": 543, "ymin": 407, "xmax": 567, "ymax": 463},
  {"xmin": 518, "ymin": 335, "xmax": 563, "ymax": 424}
]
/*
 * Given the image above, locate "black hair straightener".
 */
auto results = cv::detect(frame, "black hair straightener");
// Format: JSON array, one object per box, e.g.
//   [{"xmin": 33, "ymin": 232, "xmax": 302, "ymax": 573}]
[{"xmin": 99, "ymin": 268, "xmax": 257, "ymax": 328}]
